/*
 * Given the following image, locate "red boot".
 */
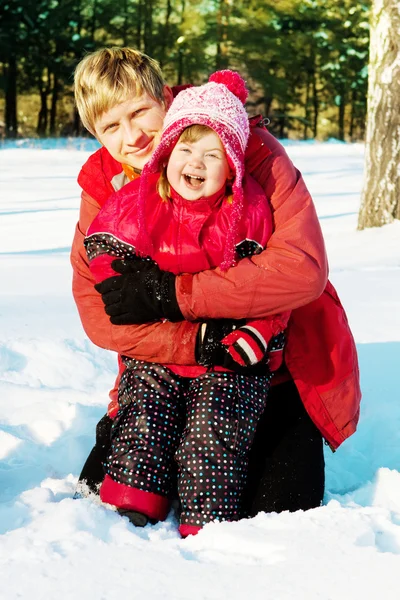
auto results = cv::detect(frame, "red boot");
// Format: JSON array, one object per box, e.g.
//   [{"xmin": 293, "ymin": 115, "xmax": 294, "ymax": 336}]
[{"xmin": 179, "ymin": 523, "xmax": 202, "ymax": 538}]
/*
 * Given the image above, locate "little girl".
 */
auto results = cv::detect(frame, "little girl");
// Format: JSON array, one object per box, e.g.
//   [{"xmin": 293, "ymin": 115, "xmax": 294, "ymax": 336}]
[{"xmin": 85, "ymin": 71, "xmax": 289, "ymax": 537}]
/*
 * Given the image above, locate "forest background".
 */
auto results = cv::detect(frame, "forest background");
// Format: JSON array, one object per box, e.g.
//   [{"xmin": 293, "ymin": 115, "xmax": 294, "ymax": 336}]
[{"xmin": 0, "ymin": 0, "xmax": 370, "ymax": 141}]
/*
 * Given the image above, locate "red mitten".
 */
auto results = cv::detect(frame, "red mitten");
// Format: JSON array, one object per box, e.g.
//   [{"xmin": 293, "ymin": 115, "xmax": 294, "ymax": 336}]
[
  {"xmin": 222, "ymin": 320, "xmax": 271, "ymax": 367},
  {"xmin": 222, "ymin": 319, "xmax": 287, "ymax": 370}
]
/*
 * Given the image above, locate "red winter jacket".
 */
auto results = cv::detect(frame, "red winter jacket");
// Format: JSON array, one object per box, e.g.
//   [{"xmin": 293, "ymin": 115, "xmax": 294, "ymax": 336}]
[
  {"xmin": 70, "ymin": 118, "xmax": 361, "ymax": 449},
  {"xmin": 85, "ymin": 172, "xmax": 289, "ymax": 377}
]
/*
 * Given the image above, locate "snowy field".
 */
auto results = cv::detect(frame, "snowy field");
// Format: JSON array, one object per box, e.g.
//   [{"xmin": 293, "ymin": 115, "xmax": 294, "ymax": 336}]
[{"xmin": 0, "ymin": 139, "xmax": 399, "ymax": 599}]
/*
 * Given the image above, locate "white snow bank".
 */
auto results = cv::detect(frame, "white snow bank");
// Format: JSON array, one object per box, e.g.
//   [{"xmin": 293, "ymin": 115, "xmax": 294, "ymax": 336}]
[{"xmin": 0, "ymin": 142, "xmax": 399, "ymax": 599}]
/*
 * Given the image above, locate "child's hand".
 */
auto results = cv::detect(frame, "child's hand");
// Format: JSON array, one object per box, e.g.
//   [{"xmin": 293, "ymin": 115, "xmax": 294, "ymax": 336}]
[
  {"xmin": 94, "ymin": 256, "xmax": 183, "ymax": 324},
  {"xmin": 222, "ymin": 320, "xmax": 286, "ymax": 370},
  {"xmin": 196, "ymin": 319, "xmax": 245, "ymax": 370}
]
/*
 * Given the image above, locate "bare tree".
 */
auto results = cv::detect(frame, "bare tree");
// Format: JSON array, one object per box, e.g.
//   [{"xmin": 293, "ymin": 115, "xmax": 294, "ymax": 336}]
[{"xmin": 358, "ymin": 0, "xmax": 400, "ymax": 229}]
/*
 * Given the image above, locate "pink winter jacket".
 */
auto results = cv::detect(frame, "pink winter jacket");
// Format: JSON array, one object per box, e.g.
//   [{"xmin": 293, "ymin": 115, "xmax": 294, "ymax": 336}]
[{"xmin": 85, "ymin": 172, "xmax": 289, "ymax": 377}]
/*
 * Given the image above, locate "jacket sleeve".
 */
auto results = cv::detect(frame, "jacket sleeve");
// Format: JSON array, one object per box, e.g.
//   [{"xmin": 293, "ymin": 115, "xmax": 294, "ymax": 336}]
[
  {"xmin": 176, "ymin": 128, "xmax": 328, "ymax": 320},
  {"xmin": 70, "ymin": 190, "xmax": 199, "ymax": 364}
]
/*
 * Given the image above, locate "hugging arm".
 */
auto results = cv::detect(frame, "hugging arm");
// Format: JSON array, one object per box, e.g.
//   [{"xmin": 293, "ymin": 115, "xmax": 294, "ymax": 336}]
[
  {"xmin": 70, "ymin": 190, "xmax": 199, "ymax": 365},
  {"xmin": 95, "ymin": 127, "xmax": 328, "ymax": 326},
  {"xmin": 71, "ymin": 127, "xmax": 327, "ymax": 363},
  {"xmin": 176, "ymin": 127, "xmax": 328, "ymax": 321}
]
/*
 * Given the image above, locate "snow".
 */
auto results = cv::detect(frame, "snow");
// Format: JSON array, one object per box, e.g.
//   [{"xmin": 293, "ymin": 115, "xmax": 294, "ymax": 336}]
[{"xmin": 1, "ymin": 140, "xmax": 399, "ymax": 599}]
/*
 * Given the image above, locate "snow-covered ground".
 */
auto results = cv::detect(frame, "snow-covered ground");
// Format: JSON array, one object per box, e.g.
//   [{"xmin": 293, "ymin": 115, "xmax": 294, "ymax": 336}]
[{"xmin": 0, "ymin": 140, "xmax": 399, "ymax": 599}]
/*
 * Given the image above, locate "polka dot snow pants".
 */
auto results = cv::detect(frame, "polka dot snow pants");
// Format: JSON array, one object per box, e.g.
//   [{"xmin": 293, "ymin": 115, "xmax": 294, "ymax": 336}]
[
  {"xmin": 100, "ymin": 359, "xmax": 271, "ymax": 529},
  {"xmin": 176, "ymin": 371, "xmax": 271, "ymax": 530},
  {"xmin": 100, "ymin": 359, "xmax": 185, "ymax": 521}
]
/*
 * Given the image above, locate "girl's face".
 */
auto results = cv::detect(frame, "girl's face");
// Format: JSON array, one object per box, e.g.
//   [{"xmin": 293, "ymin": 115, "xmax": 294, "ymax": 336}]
[{"xmin": 166, "ymin": 131, "xmax": 232, "ymax": 201}]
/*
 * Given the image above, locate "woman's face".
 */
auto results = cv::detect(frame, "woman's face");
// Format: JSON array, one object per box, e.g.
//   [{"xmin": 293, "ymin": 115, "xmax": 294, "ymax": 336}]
[{"xmin": 166, "ymin": 131, "xmax": 232, "ymax": 201}]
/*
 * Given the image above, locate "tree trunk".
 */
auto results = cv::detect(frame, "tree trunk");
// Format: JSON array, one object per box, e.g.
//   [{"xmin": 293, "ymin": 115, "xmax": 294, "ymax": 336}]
[
  {"xmin": 264, "ymin": 94, "xmax": 272, "ymax": 119},
  {"xmin": 312, "ymin": 66, "xmax": 319, "ymax": 138},
  {"xmin": 177, "ymin": 46, "xmax": 184, "ymax": 85},
  {"xmin": 90, "ymin": 0, "xmax": 98, "ymax": 44},
  {"xmin": 159, "ymin": 0, "xmax": 172, "ymax": 67},
  {"xmin": 5, "ymin": 56, "xmax": 18, "ymax": 138},
  {"xmin": 338, "ymin": 83, "xmax": 346, "ymax": 141},
  {"xmin": 50, "ymin": 73, "xmax": 60, "ymax": 136},
  {"xmin": 122, "ymin": 0, "xmax": 129, "ymax": 46},
  {"xmin": 303, "ymin": 75, "xmax": 310, "ymax": 140},
  {"xmin": 73, "ymin": 107, "xmax": 82, "ymax": 136},
  {"xmin": 176, "ymin": 0, "xmax": 186, "ymax": 85},
  {"xmin": 358, "ymin": 0, "xmax": 400, "ymax": 229},
  {"xmin": 349, "ymin": 88, "xmax": 356, "ymax": 141},
  {"xmin": 216, "ymin": 0, "xmax": 230, "ymax": 70},
  {"xmin": 143, "ymin": 0, "xmax": 153, "ymax": 55},
  {"xmin": 278, "ymin": 106, "xmax": 286, "ymax": 139},
  {"xmin": 37, "ymin": 85, "xmax": 49, "ymax": 136},
  {"xmin": 37, "ymin": 70, "xmax": 51, "ymax": 137},
  {"xmin": 136, "ymin": 0, "xmax": 142, "ymax": 50}
]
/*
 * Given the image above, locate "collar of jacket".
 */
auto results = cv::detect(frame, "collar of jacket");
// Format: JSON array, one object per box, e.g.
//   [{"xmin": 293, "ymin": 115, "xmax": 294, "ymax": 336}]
[
  {"xmin": 122, "ymin": 163, "xmax": 142, "ymax": 181},
  {"xmin": 245, "ymin": 115, "xmax": 273, "ymax": 174},
  {"xmin": 169, "ymin": 184, "xmax": 228, "ymax": 214}
]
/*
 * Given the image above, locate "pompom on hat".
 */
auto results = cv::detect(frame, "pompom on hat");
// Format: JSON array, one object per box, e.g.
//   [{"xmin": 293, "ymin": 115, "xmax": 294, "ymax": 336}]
[{"xmin": 137, "ymin": 70, "xmax": 250, "ymax": 270}]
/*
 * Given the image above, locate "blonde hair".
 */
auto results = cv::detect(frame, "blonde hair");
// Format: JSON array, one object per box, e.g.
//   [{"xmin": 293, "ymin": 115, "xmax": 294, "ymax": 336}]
[
  {"xmin": 74, "ymin": 47, "xmax": 167, "ymax": 136},
  {"xmin": 157, "ymin": 125, "xmax": 219, "ymax": 201}
]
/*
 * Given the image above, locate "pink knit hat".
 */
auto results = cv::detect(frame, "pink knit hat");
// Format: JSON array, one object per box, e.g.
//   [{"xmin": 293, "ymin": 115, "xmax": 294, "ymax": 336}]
[{"xmin": 137, "ymin": 70, "xmax": 250, "ymax": 270}]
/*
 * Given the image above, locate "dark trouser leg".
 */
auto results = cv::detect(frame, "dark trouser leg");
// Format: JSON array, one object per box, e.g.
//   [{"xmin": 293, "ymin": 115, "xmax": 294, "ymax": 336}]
[
  {"xmin": 242, "ymin": 380, "xmax": 325, "ymax": 516},
  {"xmin": 75, "ymin": 413, "xmax": 112, "ymax": 497},
  {"xmin": 176, "ymin": 372, "xmax": 270, "ymax": 528},
  {"xmin": 105, "ymin": 361, "xmax": 185, "ymax": 498}
]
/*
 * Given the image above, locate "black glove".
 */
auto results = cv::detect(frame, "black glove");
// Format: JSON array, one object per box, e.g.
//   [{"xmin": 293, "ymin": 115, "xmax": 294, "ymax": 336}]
[
  {"xmin": 196, "ymin": 320, "xmax": 271, "ymax": 374},
  {"xmin": 196, "ymin": 320, "xmax": 244, "ymax": 370},
  {"xmin": 94, "ymin": 256, "xmax": 184, "ymax": 325}
]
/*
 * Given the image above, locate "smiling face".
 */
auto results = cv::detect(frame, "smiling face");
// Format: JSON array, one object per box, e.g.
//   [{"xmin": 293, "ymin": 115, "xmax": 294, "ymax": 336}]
[
  {"xmin": 166, "ymin": 130, "xmax": 232, "ymax": 201},
  {"xmin": 94, "ymin": 87, "xmax": 173, "ymax": 170}
]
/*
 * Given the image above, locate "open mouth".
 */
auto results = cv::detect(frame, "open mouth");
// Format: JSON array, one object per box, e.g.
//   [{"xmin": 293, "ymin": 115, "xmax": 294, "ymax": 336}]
[{"xmin": 183, "ymin": 174, "xmax": 205, "ymax": 189}]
